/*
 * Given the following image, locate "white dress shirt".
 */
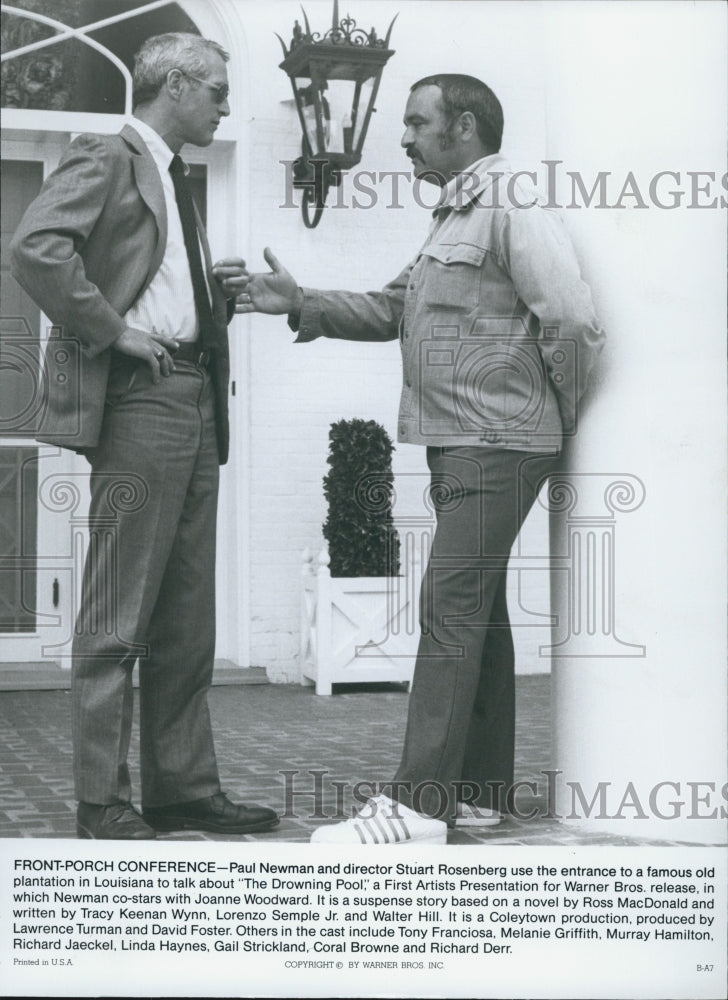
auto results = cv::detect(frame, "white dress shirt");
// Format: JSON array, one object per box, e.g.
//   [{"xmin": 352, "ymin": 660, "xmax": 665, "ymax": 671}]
[{"xmin": 123, "ymin": 117, "xmax": 199, "ymax": 343}]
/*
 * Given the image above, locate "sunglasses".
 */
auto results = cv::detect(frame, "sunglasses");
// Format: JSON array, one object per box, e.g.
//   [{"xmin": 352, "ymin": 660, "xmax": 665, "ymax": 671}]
[{"xmin": 178, "ymin": 70, "xmax": 229, "ymax": 104}]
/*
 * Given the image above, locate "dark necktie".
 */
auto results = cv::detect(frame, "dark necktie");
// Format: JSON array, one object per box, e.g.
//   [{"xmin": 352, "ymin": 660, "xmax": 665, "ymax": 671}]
[{"xmin": 169, "ymin": 154, "xmax": 217, "ymax": 349}]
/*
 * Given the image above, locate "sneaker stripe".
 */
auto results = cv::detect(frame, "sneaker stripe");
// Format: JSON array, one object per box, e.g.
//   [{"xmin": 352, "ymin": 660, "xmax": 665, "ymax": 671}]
[
  {"xmin": 371, "ymin": 814, "xmax": 391, "ymax": 843},
  {"xmin": 388, "ymin": 810, "xmax": 409, "ymax": 838},
  {"xmin": 365, "ymin": 818, "xmax": 381, "ymax": 844},
  {"xmin": 383, "ymin": 816, "xmax": 402, "ymax": 843},
  {"xmin": 353, "ymin": 820, "xmax": 378, "ymax": 844}
]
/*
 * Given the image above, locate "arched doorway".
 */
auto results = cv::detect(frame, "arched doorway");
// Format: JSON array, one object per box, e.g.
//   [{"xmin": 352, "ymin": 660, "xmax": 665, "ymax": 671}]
[{"xmin": 0, "ymin": 0, "xmax": 250, "ymax": 672}]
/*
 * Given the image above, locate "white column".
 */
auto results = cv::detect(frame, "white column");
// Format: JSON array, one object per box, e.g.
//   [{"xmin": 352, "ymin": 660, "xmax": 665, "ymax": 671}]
[{"xmin": 544, "ymin": 3, "xmax": 727, "ymax": 842}]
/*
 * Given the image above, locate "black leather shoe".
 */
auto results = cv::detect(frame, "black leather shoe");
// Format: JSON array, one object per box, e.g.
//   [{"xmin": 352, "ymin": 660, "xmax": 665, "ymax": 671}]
[
  {"xmin": 143, "ymin": 792, "xmax": 279, "ymax": 834},
  {"xmin": 77, "ymin": 801, "xmax": 157, "ymax": 840}
]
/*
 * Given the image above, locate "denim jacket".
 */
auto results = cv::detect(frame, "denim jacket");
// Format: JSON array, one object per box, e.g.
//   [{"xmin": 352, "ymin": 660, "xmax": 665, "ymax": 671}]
[{"xmin": 296, "ymin": 154, "xmax": 605, "ymax": 452}]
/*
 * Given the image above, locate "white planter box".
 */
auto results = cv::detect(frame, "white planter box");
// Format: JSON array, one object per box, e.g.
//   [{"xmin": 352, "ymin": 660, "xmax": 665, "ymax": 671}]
[{"xmin": 300, "ymin": 545, "xmax": 421, "ymax": 695}]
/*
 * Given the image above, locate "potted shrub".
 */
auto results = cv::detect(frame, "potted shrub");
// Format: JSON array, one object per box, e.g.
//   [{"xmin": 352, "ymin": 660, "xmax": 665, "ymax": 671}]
[{"xmin": 300, "ymin": 419, "xmax": 419, "ymax": 695}]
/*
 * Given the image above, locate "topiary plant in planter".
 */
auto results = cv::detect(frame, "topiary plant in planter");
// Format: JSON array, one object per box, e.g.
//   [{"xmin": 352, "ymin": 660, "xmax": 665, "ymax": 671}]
[
  {"xmin": 322, "ymin": 418, "xmax": 400, "ymax": 578},
  {"xmin": 300, "ymin": 419, "xmax": 418, "ymax": 695}
]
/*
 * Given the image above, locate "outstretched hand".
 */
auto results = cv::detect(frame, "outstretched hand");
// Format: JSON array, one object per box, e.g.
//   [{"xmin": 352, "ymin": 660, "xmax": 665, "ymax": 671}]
[{"xmin": 235, "ymin": 247, "xmax": 302, "ymax": 316}]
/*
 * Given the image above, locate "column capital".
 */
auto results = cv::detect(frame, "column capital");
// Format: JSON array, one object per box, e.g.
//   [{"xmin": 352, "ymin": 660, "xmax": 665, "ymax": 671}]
[{"xmin": 540, "ymin": 472, "xmax": 645, "ymax": 520}]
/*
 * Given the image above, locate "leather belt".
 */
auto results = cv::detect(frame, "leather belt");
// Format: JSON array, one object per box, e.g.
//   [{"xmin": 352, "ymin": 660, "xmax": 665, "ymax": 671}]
[{"xmin": 173, "ymin": 343, "xmax": 213, "ymax": 368}]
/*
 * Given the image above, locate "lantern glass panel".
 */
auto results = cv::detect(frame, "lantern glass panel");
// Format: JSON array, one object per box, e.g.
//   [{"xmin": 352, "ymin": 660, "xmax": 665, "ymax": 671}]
[
  {"xmin": 293, "ymin": 75, "xmax": 318, "ymax": 154},
  {"xmin": 319, "ymin": 79, "xmax": 356, "ymax": 155},
  {"xmin": 293, "ymin": 75, "xmax": 376, "ymax": 157},
  {"xmin": 351, "ymin": 77, "xmax": 375, "ymax": 152}
]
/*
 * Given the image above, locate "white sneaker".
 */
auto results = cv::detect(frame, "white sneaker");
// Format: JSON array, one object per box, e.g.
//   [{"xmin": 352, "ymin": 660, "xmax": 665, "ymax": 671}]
[
  {"xmin": 454, "ymin": 802, "xmax": 502, "ymax": 827},
  {"xmin": 310, "ymin": 794, "xmax": 447, "ymax": 845}
]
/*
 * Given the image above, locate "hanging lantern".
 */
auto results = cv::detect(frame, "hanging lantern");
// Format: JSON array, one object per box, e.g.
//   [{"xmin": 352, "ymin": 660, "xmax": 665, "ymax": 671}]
[{"xmin": 277, "ymin": 2, "xmax": 397, "ymax": 227}]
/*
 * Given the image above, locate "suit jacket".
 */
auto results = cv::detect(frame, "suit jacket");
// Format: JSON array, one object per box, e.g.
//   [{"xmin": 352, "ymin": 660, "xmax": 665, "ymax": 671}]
[{"xmin": 10, "ymin": 123, "xmax": 233, "ymax": 464}]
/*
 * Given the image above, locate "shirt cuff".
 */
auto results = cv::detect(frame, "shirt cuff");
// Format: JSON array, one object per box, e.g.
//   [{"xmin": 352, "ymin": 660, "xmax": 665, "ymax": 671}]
[{"xmin": 292, "ymin": 288, "xmax": 322, "ymax": 343}]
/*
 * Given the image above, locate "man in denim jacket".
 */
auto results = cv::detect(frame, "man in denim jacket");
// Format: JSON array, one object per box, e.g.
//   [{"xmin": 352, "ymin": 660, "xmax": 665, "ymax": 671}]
[{"xmin": 240, "ymin": 74, "xmax": 605, "ymax": 844}]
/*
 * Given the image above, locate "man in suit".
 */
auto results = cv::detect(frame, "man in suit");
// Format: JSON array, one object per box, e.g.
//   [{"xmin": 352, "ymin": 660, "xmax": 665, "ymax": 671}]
[
  {"xmin": 238, "ymin": 74, "xmax": 605, "ymax": 844},
  {"xmin": 11, "ymin": 32, "xmax": 278, "ymax": 840}
]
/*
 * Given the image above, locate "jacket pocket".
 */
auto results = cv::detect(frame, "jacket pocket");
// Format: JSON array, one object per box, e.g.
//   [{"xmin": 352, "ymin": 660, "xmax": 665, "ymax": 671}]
[{"xmin": 420, "ymin": 242, "xmax": 486, "ymax": 309}]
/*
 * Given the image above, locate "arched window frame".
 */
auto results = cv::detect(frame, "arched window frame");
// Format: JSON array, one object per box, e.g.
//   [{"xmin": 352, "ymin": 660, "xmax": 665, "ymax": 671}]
[{"xmin": 0, "ymin": 0, "xmax": 241, "ymax": 136}]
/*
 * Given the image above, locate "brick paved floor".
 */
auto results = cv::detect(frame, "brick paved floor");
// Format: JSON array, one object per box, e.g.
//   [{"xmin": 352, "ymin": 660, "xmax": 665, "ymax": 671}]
[{"xmin": 0, "ymin": 676, "xmax": 695, "ymax": 845}]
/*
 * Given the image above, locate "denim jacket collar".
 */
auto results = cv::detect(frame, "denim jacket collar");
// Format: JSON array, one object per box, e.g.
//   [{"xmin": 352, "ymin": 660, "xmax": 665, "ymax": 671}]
[{"xmin": 434, "ymin": 153, "xmax": 510, "ymax": 216}]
